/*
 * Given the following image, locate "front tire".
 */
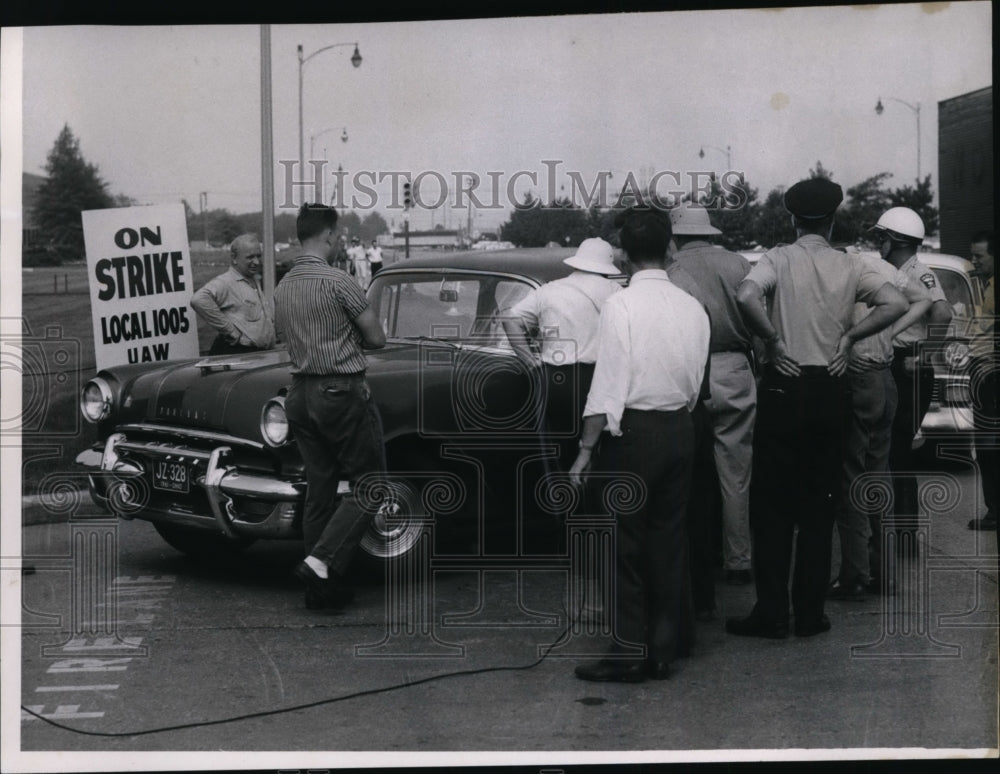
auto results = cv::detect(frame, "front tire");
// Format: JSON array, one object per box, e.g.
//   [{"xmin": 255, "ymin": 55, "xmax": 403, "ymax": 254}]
[{"xmin": 356, "ymin": 478, "xmax": 428, "ymax": 563}]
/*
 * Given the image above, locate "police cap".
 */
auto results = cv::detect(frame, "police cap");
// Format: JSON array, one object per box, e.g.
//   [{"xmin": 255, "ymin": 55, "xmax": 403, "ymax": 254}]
[{"xmin": 783, "ymin": 178, "xmax": 843, "ymax": 219}]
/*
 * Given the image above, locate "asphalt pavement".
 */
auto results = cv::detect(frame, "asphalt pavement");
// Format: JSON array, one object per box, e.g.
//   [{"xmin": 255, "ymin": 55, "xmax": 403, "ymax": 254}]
[{"xmin": 11, "ymin": 465, "xmax": 999, "ymax": 766}]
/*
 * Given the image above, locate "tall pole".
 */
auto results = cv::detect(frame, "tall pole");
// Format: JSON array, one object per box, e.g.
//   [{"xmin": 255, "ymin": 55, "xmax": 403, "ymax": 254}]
[
  {"xmin": 261, "ymin": 25, "xmax": 276, "ymax": 298},
  {"xmin": 199, "ymin": 192, "xmax": 207, "ymax": 246},
  {"xmin": 297, "ymin": 44, "xmax": 304, "ymax": 181},
  {"xmin": 875, "ymin": 97, "xmax": 921, "ymax": 181},
  {"xmin": 297, "ymin": 42, "xmax": 362, "ymax": 188}
]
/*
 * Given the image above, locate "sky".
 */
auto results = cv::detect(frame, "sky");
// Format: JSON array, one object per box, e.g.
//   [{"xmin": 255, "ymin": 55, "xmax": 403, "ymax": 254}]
[{"xmin": 8, "ymin": 2, "xmax": 995, "ymax": 236}]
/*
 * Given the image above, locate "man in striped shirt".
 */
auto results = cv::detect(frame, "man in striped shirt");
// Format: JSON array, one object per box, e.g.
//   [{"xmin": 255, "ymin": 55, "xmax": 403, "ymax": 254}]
[{"xmin": 274, "ymin": 203, "xmax": 387, "ymax": 611}]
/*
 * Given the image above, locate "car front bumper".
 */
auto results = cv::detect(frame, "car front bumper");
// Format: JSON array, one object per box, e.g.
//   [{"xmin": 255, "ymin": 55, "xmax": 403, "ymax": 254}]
[{"xmin": 75, "ymin": 431, "xmax": 305, "ymax": 540}]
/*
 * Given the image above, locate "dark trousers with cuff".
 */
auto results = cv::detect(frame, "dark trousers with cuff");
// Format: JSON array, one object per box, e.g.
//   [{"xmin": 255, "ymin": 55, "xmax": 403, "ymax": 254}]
[
  {"xmin": 594, "ymin": 407, "xmax": 694, "ymax": 664},
  {"xmin": 285, "ymin": 373, "xmax": 385, "ymax": 575},
  {"xmin": 750, "ymin": 367, "xmax": 849, "ymax": 627}
]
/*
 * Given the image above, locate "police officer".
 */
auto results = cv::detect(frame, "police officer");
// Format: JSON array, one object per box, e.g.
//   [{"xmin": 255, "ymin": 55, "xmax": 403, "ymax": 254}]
[
  {"xmin": 727, "ymin": 177, "xmax": 908, "ymax": 639},
  {"xmin": 871, "ymin": 208, "xmax": 952, "ymax": 546}
]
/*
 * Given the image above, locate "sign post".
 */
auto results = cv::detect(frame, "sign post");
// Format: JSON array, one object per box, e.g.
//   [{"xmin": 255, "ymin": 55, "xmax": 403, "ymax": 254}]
[{"xmin": 82, "ymin": 204, "xmax": 200, "ymax": 370}]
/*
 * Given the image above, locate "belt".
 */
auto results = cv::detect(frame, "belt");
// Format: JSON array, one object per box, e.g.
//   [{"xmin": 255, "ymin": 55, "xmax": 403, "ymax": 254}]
[
  {"xmin": 622, "ymin": 406, "xmax": 688, "ymax": 417},
  {"xmin": 293, "ymin": 371, "xmax": 366, "ymax": 380},
  {"xmin": 767, "ymin": 364, "xmax": 837, "ymax": 378}
]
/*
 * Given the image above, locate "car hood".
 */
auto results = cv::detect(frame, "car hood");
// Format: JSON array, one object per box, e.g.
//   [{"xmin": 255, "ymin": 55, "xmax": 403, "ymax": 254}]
[{"xmin": 107, "ymin": 343, "xmax": 436, "ymax": 441}]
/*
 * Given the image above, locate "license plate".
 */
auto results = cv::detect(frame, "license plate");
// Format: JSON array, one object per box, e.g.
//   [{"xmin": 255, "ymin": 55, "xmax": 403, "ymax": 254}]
[{"xmin": 152, "ymin": 460, "xmax": 190, "ymax": 493}]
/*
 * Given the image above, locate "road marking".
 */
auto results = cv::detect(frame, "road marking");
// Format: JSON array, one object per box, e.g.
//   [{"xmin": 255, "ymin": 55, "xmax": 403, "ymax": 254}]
[
  {"xmin": 48, "ymin": 658, "xmax": 133, "ymax": 672},
  {"xmin": 22, "ymin": 705, "xmax": 105, "ymax": 721},
  {"xmin": 58, "ymin": 635, "xmax": 144, "ymax": 651},
  {"xmin": 35, "ymin": 685, "xmax": 120, "ymax": 692}
]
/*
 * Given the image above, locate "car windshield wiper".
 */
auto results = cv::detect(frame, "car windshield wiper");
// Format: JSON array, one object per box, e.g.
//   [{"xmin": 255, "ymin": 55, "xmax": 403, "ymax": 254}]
[{"xmin": 396, "ymin": 335, "xmax": 462, "ymax": 349}]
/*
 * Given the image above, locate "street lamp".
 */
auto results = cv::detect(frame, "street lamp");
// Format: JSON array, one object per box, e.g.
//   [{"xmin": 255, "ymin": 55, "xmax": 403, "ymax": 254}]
[
  {"xmin": 698, "ymin": 144, "xmax": 732, "ymax": 170},
  {"xmin": 297, "ymin": 42, "xmax": 361, "ymax": 176},
  {"xmin": 309, "ymin": 126, "xmax": 349, "ymax": 161},
  {"xmin": 875, "ymin": 96, "xmax": 921, "ymax": 181}
]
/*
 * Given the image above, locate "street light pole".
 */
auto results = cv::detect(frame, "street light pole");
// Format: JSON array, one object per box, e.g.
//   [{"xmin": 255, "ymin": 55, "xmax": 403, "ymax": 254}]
[
  {"xmin": 698, "ymin": 144, "xmax": 732, "ymax": 170},
  {"xmin": 875, "ymin": 96, "xmax": 921, "ymax": 181},
  {"xmin": 309, "ymin": 126, "xmax": 348, "ymax": 161},
  {"xmin": 297, "ymin": 42, "xmax": 362, "ymax": 178}
]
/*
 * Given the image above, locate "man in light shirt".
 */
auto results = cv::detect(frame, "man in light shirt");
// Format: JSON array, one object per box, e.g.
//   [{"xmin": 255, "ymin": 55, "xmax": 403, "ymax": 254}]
[
  {"xmin": 191, "ymin": 233, "xmax": 276, "ymax": 355},
  {"xmin": 503, "ymin": 237, "xmax": 622, "ymax": 470},
  {"xmin": 728, "ymin": 178, "xmax": 907, "ymax": 640},
  {"xmin": 568, "ymin": 206, "xmax": 710, "ymax": 683}
]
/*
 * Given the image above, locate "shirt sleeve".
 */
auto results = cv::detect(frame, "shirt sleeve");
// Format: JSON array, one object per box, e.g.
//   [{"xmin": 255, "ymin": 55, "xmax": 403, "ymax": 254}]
[
  {"xmin": 744, "ymin": 253, "xmax": 777, "ymax": 294},
  {"xmin": 854, "ymin": 256, "xmax": 893, "ymax": 305},
  {"xmin": 916, "ymin": 266, "xmax": 947, "ymax": 303},
  {"xmin": 509, "ymin": 287, "xmax": 541, "ymax": 328},
  {"xmin": 190, "ymin": 275, "xmax": 236, "ymax": 337},
  {"xmin": 334, "ymin": 273, "xmax": 370, "ymax": 319},
  {"xmin": 582, "ymin": 296, "xmax": 630, "ymax": 436}
]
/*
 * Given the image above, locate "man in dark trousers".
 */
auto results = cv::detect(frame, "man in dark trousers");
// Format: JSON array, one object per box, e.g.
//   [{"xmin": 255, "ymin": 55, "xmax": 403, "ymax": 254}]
[
  {"xmin": 568, "ymin": 206, "xmax": 710, "ymax": 682},
  {"xmin": 274, "ymin": 203, "xmax": 387, "ymax": 610},
  {"xmin": 728, "ymin": 178, "xmax": 908, "ymax": 639},
  {"xmin": 967, "ymin": 231, "xmax": 996, "ymax": 542},
  {"xmin": 871, "ymin": 208, "xmax": 952, "ymax": 549},
  {"xmin": 669, "ymin": 204, "xmax": 756, "ymax": 614}
]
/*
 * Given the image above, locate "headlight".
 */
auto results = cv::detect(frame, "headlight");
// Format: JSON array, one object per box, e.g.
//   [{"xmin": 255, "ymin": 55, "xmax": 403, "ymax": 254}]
[
  {"xmin": 260, "ymin": 396, "xmax": 290, "ymax": 447},
  {"xmin": 943, "ymin": 341, "xmax": 971, "ymax": 370},
  {"xmin": 80, "ymin": 378, "xmax": 113, "ymax": 423}
]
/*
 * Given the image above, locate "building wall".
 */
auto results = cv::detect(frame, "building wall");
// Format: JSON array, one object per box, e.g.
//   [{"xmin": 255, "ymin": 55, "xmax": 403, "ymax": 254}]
[{"xmin": 938, "ymin": 86, "xmax": 993, "ymax": 257}]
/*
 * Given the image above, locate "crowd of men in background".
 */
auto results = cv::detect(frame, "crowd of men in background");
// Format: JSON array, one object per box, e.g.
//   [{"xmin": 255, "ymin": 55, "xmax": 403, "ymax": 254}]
[{"xmin": 187, "ymin": 181, "xmax": 995, "ymax": 685}]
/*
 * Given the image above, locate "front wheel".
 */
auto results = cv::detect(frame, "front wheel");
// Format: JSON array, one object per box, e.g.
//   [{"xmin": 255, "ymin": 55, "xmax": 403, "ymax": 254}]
[
  {"xmin": 153, "ymin": 522, "xmax": 256, "ymax": 558},
  {"xmin": 356, "ymin": 478, "xmax": 428, "ymax": 563}
]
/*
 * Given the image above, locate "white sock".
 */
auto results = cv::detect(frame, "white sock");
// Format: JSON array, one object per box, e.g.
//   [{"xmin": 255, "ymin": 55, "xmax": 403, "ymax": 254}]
[{"xmin": 304, "ymin": 555, "xmax": 328, "ymax": 579}]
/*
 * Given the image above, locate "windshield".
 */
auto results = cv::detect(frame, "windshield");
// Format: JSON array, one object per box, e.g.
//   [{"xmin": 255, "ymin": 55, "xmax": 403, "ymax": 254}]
[{"xmin": 368, "ymin": 271, "xmax": 534, "ymax": 348}]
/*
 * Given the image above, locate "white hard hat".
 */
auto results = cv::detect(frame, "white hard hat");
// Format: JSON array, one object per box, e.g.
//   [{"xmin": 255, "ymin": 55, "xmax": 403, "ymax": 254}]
[{"xmin": 870, "ymin": 207, "xmax": 925, "ymax": 244}]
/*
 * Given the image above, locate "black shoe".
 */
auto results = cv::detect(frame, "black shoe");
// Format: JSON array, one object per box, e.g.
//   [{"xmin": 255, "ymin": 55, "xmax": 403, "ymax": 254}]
[
  {"xmin": 827, "ymin": 577, "xmax": 867, "ymax": 601},
  {"xmin": 647, "ymin": 660, "xmax": 671, "ymax": 680},
  {"xmin": 725, "ymin": 614, "xmax": 789, "ymax": 639},
  {"xmin": 725, "ymin": 569, "xmax": 753, "ymax": 586},
  {"xmin": 295, "ymin": 561, "xmax": 354, "ymax": 610},
  {"xmin": 968, "ymin": 515, "xmax": 997, "ymax": 531},
  {"xmin": 574, "ymin": 659, "xmax": 647, "ymax": 683},
  {"xmin": 794, "ymin": 614, "xmax": 831, "ymax": 637}
]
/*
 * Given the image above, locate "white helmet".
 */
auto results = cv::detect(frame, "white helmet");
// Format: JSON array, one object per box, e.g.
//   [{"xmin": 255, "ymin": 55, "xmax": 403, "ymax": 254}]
[{"xmin": 870, "ymin": 207, "xmax": 925, "ymax": 244}]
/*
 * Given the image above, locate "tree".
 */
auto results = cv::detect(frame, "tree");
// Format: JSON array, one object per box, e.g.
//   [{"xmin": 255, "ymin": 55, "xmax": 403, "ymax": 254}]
[
  {"xmin": 500, "ymin": 195, "xmax": 589, "ymax": 247},
  {"xmin": 889, "ymin": 174, "xmax": 939, "ymax": 236},
  {"xmin": 754, "ymin": 187, "xmax": 796, "ymax": 249},
  {"xmin": 28, "ymin": 124, "xmax": 113, "ymax": 264},
  {"xmin": 338, "ymin": 210, "xmax": 363, "ymax": 240},
  {"xmin": 840, "ymin": 172, "xmax": 893, "ymax": 246},
  {"xmin": 809, "ymin": 160, "xmax": 834, "ymax": 180},
  {"xmin": 359, "ymin": 212, "xmax": 390, "ymax": 243},
  {"xmin": 704, "ymin": 174, "xmax": 762, "ymax": 250}
]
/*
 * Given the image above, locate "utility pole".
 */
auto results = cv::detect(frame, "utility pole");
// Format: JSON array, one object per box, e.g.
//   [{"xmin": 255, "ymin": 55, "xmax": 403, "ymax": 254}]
[{"xmin": 199, "ymin": 192, "xmax": 208, "ymax": 247}]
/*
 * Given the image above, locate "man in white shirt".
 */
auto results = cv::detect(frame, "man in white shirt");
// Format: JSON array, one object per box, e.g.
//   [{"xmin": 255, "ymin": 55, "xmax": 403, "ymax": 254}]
[
  {"xmin": 348, "ymin": 236, "xmax": 370, "ymax": 289},
  {"xmin": 568, "ymin": 206, "xmax": 710, "ymax": 683},
  {"xmin": 503, "ymin": 237, "xmax": 622, "ymax": 470},
  {"xmin": 367, "ymin": 239, "xmax": 384, "ymax": 277}
]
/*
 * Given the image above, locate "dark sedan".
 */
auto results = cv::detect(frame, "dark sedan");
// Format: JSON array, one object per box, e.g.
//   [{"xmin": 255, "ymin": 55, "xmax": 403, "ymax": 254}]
[{"xmin": 76, "ymin": 247, "xmax": 600, "ymax": 564}]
